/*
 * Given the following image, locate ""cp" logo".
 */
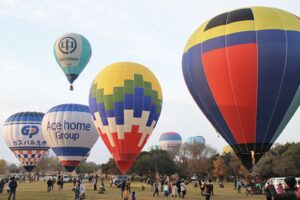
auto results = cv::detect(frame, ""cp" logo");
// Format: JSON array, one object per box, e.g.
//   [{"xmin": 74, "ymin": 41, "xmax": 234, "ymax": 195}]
[
  {"xmin": 58, "ymin": 37, "xmax": 77, "ymax": 54},
  {"xmin": 21, "ymin": 125, "xmax": 39, "ymax": 138}
]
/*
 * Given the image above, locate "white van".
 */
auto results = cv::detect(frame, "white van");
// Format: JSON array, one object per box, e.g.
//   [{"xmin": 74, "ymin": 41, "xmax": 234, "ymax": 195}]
[{"xmin": 265, "ymin": 177, "xmax": 300, "ymax": 192}]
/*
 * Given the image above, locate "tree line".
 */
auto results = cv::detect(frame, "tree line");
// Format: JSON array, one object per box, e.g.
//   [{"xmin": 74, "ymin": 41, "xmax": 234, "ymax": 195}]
[{"xmin": 0, "ymin": 142, "xmax": 299, "ymax": 180}]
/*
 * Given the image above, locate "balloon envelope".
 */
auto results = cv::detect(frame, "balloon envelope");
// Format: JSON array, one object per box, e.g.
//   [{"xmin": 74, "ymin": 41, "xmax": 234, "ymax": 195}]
[
  {"xmin": 187, "ymin": 136, "xmax": 205, "ymax": 145},
  {"xmin": 159, "ymin": 132, "xmax": 182, "ymax": 152},
  {"xmin": 42, "ymin": 104, "xmax": 98, "ymax": 172},
  {"xmin": 54, "ymin": 33, "xmax": 92, "ymax": 90},
  {"xmin": 182, "ymin": 7, "xmax": 300, "ymax": 170},
  {"xmin": 3, "ymin": 112, "xmax": 49, "ymax": 172},
  {"xmin": 89, "ymin": 62, "xmax": 163, "ymax": 174}
]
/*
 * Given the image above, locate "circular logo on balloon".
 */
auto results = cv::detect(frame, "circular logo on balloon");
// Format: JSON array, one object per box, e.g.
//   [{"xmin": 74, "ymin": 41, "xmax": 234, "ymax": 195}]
[
  {"xmin": 21, "ymin": 125, "xmax": 39, "ymax": 138},
  {"xmin": 58, "ymin": 37, "xmax": 77, "ymax": 54}
]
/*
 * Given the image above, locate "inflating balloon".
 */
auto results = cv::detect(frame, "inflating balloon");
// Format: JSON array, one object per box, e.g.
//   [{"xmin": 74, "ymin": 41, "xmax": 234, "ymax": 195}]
[
  {"xmin": 42, "ymin": 104, "xmax": 98, "ymax": 172},
  {"xmin": 54, "ymin": 33, "xmax": 92, "ymax": 90},
  {"xmin": 3, "ymin": 112, "xmax": 49, "ymax": 172},
  {"xmin": 89, "ymin": 62, "xmax": 163, "ymax": 174},
  {"xmin": 159, "ymin": 132, "xmax": 182, "ymax": 154},
  {"xmin": 182, "ymin": 7, "xmax": 300, "ymax": 170}
]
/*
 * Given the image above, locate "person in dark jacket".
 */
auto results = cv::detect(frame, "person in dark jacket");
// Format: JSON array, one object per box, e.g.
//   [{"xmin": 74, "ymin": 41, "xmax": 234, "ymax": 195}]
[
  {"xmin": 8, "ymin": 177, "xmax": 17, "ymax": 200},
  {"xmin": 273, "ymin": 176, "xmax": 297, "ymax": 200},
  {"xmin": 176, "ymin": 178, "xmax": 181, "ymax": 198},
  {"xmin": 203, "ymin": 179, "xmax": 214, "ymax": 200},
  {"xmin": 47, "ymin": 178, "xmax": 53, "ymax": 192},
  {"xmin": 264, "ymin": 180, "xmax": 277, "ymax": 200}
]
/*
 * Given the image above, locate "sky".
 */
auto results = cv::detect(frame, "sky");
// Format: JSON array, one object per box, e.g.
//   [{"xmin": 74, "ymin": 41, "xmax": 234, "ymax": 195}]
[{"xmin": 0, "ymin": 0, "xmax": 299, "ymax": 165}]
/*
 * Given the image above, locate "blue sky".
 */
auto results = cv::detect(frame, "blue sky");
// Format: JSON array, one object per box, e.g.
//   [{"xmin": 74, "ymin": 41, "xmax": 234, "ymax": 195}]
[{"xmin": 0, "ymin": 0, "xmax": 299, "ymax": 164}]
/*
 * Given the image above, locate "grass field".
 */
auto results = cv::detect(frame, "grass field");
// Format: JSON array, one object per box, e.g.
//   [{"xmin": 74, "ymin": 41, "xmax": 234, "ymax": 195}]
[{"xmin": 0, "ymin": 181, "xmax": 266, "ymax": 200}]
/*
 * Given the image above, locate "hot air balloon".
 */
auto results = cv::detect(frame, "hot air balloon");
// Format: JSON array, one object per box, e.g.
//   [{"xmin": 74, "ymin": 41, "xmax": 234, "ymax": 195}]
[
  {"xmin": 159, "ymin": 132, "xmax": 182, "ymax": 155},
  {"xmin": 187, "ymin": 136, "xmax": 205, "ymax": 145},
  {"xmin": 182, "ymin": 7, "xmax": 300, "ymax": 170},
  {"xmin": 54, "ymin": 33, "xmax": 92, "ymax": 90},
  {"xmin": 3, "ymin": 112, "xmax": 49, "ymax": 172},
  {"xmin": 42, "ymin": 104, "xmax": 98, "ymax": 172},
  {"xmin": 222, "ymin": 145, "xmax": 234, "ymax": 155},
  {"xmin": 89, "ymin": 62, "xmax": 163, "ymax": 174}
]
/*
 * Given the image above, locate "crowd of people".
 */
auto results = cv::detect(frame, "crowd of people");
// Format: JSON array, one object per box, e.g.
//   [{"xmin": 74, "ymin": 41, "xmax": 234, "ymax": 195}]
[
  {"xmin": 3, "ymin": 173, "xmax": 300, "ymax": 200},
  {"xmin": 264, "ymin": 176, "xmax": 300, "ymax": 200},
  {"xmin": 233, "ymin": 176, "xmax": 300, "ymax": 200}
]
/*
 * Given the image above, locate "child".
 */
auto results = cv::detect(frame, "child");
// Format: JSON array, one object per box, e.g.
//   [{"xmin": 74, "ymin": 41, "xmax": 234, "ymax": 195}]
[
  {"xmin": 123, "ymin": 187, "xmax": 129, "ymax": 200},
  {"xmin": 132, "ymin": 191, "xmax": 136, "ymax": 200},
  {"xmin": 99, "ymin": 183, "xmax": 105, "ymax": 194},
  {"xmin": 163, "ymin": 183, "xmax": 169, "ymax": 197},
  {"xmin": 171, "ymin": 183, "xmax": 177, "ymax": 197}
]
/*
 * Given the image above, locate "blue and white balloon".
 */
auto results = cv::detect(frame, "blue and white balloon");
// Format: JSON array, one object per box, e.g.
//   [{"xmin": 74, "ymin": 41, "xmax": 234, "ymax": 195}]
[
  {"xmin": 42, "ymin": 104, "xmax": 98, "ymax": 172},
  {"xmin": 187, "ymin": 136, "xmax": 206, "ymax": 145},
  {"xmin": 3, "ymin": 112, "xmax": 49, "ymax": 172}
]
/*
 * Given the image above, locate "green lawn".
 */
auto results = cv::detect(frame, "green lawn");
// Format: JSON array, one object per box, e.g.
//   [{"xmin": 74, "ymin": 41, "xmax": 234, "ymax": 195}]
[{"xmin": 0, "ymin": 181, "xmax": 265, "ymax": 200}]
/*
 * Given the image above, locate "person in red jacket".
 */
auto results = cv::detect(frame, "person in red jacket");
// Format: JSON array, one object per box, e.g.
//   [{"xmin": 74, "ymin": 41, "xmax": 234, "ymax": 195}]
[{"xmin": 273, "ymin": 176, "xmax": 297, "ymax": 200}]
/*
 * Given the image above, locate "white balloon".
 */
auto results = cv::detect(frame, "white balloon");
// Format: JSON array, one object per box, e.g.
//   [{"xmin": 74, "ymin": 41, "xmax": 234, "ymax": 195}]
[
  {"xmin": 3, "ymin": 112, "xmax": 49, "ymax": 172},
  {"xmin": 42, "ymin": 104, "xmax": 98, "ymax": 172}
]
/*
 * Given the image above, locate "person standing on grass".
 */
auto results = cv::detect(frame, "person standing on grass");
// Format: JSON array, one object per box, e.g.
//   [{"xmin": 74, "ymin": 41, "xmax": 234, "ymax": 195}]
[
  {"xmin": 60, "ymin": 176, "xmax": 64, "ymax": 190},
  {"xmin": 153, "ymin": 181, "xmax": 160, "ymax": 196},
  {"xmin": 171, "ymin": 183, "xmax": 177, "ymax": 197},
  {"xmin": 203, "ymin": 179, "xmax": 213, "ymax": 200},
  {"xmin": 132, "ymin": 191, "xmax": 136, "ymax": 200},
  {"xmin": 73, "ymin": 180, "xmax": 86, "ymax": 200},
  {"xmin": 237, "ymin": 179, "xmax": 242, "ymax": 193},
  {"xmin": 273, "ymin": 176, "xmax": 297, "ymax": 200},
  {"xmin": 277, "ymin": 183, "xmax": 284, "ymax": 194},
  {"xmin": 181, "ymin": 181, "xmax": 187, "ymax": 198},
  {"xmin": 123, "ymin": 187, "xmax": 129, "ymax": 200},
  {"xmin": 163, "ymin": 182, "xmax": 169, "ymax": 197},
  {"xmin": 121, "ymin": 180, "xmax": 126, "ymax": 198},
  {"xmin": 47, "ymin": 178, "xmax": 52, "ymax": 192},
  {"xmin": 6, "ymin": 178, "xmax": 11, "ymax": 194},
  {"xmin": 8, "ymin": 177, "xmax": 17, "ymax": 200},
  {"xmin": 264, "ymin": 180, "xmax": 276, "ymax": 200},
  {"xmin": 176, "ymin": 178, "xmax": 181, "ymax": 198}
]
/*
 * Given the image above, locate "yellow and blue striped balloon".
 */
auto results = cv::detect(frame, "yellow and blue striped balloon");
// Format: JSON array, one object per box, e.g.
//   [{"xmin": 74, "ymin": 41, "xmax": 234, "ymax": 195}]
[{"xmin": 89, "ymin": 62, "xmax": 163, "ymax": 174}]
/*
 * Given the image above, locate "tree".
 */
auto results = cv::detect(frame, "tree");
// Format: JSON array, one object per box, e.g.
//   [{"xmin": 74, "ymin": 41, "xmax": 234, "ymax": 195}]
[
  {"xmin": 76, "ymin": 161, "xmax": 99, "ymax": 175},
  {"xmin": 213, "ymin": 157, "xmax": 225, "ymax": 181},
  {"xmin": 101, "ymin": 158, "xmax": 120, "ymax": 175},
  {"xmin": 0, "ymin": 160, "xmax": 7, "ymax": 174},
  {"xmin": 7, "ymin": 163, "xmax": 20, "ymax": 174},
  {"xmin": 131, "ymin": 150, "xmax": 176, "ymax": 177}
]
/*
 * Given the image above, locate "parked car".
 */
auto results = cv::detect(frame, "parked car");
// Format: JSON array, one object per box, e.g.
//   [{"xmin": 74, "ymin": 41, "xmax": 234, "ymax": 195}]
[
  {"xmin": 63, "ymin": 175, "xmax": 72, "ymax": 182},
  {"xmin": 190, "ymin": 174, "xmax": 199, "ymax": 182},
  {"xmin": 113, "ymin": 175, "xmax": 129, "ymax": 187}
]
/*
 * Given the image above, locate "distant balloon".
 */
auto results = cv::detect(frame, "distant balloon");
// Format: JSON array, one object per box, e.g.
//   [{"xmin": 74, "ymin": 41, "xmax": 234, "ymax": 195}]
[
  {"xmin": 54, "ymin": 33, "xmax": 92, "ymax": 90},
  {"xmin": 3, "ymin": 112, "xmax": 49, "ymax": 172},
  {"xmin": 159, "ymin": 132, "xmax": 182, "ymax": 153},
  {"xmin": 42, "ymin": 104, "xmax": 98, "ymax": 172},
  {"xmin": 222, "ymin": 145, "xmax": 234, "ymax": 155},
  {"xmin": 187, "ymin": 136, "xmax": 205, "ymax": 145},
  {"xmin": 182, "ymin": 7, "xmax": 300, "ymax": 170},
  {"xmin": 89, "ymin": 62, "xmax": 163, "ymax": 174}
]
